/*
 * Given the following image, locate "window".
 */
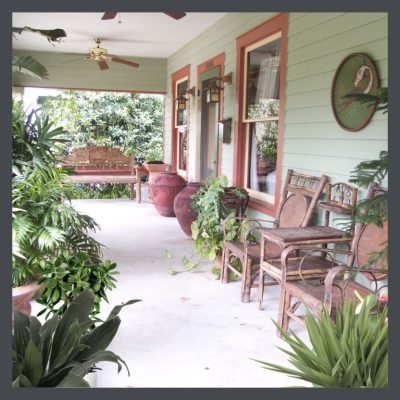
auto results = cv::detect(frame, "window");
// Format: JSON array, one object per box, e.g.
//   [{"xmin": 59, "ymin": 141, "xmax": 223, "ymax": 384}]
[
  {"xmin": 175, "ymin": 79, "xmax": 188, "ymax": 127},
  {"xmin": 178, "ymin": 126, "xmax": 188, "ymax": 171},
  {"xmin": 234, "ymin": 13, "xmax": 288, "ymax": 213},
  {"xmin": 244, "ymin": 33, "xmax": 281, "ymax": 203},
  {"xmin": 171, "ymin": 64, "xmax": 190, "ymax": 174}
]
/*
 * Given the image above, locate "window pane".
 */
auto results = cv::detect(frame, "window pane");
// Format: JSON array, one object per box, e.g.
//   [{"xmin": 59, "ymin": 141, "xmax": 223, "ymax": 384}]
[
  {"xmin": 246, "ymin": 37, "xmax": 281, "ymax": 120},
  {"xmin": 247, "ymin": 121, "xmax": 278, "ymax": 195},
  {"xmin": 176, "ymin": 80, "xmax": 188, "ymax": 126},
  {"xmin": 178, "ymin": 127, "xmax": 187, "ymax": 170}
]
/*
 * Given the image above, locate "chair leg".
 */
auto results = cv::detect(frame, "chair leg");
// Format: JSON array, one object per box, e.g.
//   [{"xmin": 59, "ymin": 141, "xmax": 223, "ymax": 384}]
[
  {"xmin": 241, "ymin": 258, "xmax": 252, "ymax": 303},
  {"xmin": 130, "ymin": 183, "xmax": 135, "ymax": 200},
  {"xmin": 221, "ymin": 249, "xmax": 230, "ymax": 284},
  {"xmin": 258, "ymin": 268, "xmax": 265, "ymax": 310},
  {"xmin": 277, "ymin": 288, "xmax": 291, "ymax": 337}
]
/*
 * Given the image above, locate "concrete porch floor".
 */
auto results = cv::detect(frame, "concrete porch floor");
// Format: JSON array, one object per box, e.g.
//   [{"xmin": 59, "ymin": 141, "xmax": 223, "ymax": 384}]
[{"xmin": 35, "ymin": 198, "xmax": 311, "ymax": 388}]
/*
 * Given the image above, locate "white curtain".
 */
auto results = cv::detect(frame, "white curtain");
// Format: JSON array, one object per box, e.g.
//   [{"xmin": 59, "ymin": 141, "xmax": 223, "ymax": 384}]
[
  {"xmin": 249, "ymin": 126, "xmax": 258, "ymax": 190},
  {"xmin": 255, "ymin": 53, "xmax": 280, "ymax": 103}
]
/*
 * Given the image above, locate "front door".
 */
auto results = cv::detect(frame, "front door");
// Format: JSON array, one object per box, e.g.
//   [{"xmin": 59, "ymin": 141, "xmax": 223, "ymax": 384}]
[{"xmin": 199, "ymin": 67, "xmax": 220, "ymax": 181}]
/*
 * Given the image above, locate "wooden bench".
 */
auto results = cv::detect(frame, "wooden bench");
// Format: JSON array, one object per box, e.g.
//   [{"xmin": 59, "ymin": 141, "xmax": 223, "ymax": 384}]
[{"xmin": 60, "ymin": 146, "xmax": 142, "ymax": 202}]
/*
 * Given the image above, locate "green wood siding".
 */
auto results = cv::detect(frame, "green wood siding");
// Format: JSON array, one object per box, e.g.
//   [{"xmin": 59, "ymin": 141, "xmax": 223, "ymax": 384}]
[
  {"xmin": 166, "ymin": 12, "xmax": 387, "ymax": 202},
  {"xmin": 13, "ymin": 50, "xmax": 167, "ymax": 93},
  {"xmin": 283, "ymin": 12, "xmax": 388, "ymax": 200}
]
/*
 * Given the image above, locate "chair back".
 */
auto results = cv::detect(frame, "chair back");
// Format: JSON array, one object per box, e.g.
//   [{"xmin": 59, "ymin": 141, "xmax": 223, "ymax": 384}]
[
  {"xmin": 274, "ymin": 169, "xmax": 329, "ymax": 228},
  {"xmin": 220, "ymin": 187, "xmax": 250, "ymax": 218}
]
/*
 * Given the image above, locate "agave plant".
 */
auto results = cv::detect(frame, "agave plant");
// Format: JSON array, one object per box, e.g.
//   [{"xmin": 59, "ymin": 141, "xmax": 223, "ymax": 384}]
[
  {"xmin": 254, "ymin": 298, "xmax": 388, "ymax": 388},
  {"xmin": 12, "ymin": 289, "xmax": 140, "ymax": 387}
]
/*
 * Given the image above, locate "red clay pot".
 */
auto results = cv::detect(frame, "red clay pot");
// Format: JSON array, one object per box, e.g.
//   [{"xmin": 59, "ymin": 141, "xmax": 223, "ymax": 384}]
[
  {"xmin": 152, "ymin": 172, "xmax": 186, "ymax": 217},
  {"xmin": 173, "ymin": 182, "xmax": 203, "ymax": 237},
  {"xmin": 12, "ymin": 281, "xmax": 45, "ymax": 316}
]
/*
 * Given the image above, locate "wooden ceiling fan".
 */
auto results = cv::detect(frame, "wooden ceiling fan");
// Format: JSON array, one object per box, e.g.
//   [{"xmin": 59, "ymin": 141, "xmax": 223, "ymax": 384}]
[
  {"xmin": 63, "ymin": 38, "xmax": 140, "ymax": 70},
  {"xmin": 101, "ymin": 12, "xmax": 187, "ymax": 20}
]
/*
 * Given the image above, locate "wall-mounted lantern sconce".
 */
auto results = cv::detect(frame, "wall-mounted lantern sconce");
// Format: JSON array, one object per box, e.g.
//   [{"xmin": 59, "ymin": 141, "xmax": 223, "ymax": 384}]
[
  {"xmin": 175, "ymin": 94, "xmax": 188, "ymax": 111},
  {"xmin": 205, "ymin": 72, "xmax": 233, "ymax": 103}
]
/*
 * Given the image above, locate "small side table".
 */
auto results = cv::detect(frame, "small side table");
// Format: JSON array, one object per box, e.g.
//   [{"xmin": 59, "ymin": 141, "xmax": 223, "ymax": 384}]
[{"xmin": 258, "ymin": 226, "xmax": 353, "ymax": 308}]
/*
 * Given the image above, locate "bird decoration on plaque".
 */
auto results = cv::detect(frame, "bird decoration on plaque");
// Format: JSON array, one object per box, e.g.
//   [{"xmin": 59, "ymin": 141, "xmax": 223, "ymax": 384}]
[{"xmin": 331, "ymin": 53, "xmax": 380, "ymax": 132}]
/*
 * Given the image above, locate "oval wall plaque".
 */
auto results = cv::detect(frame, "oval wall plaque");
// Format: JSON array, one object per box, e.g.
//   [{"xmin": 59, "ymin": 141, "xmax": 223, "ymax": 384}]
[{"xmin": 331, "ymin": 53, "xmax": 380, "ymax": 132}]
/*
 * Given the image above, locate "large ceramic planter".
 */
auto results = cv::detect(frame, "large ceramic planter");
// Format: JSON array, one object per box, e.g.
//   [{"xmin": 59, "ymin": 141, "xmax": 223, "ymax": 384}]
[
  {"xmin": 12, "ymin": 281, "xmax": 45, "ymax": 316},
  {"xmin": 151, "ymin": 172, "xmax": 186, "ymax": 217},
  {"xmin": 173, "ymin": 182, "xmax": 203, "ymax": 237}
]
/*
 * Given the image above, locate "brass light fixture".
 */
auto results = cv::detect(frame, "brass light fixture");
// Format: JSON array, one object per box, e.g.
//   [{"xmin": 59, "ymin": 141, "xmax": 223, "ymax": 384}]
[
  {"xmin": 175, "ymin": 87, "xmax": 196, "ymax": 111},
  {"xmin": 176, "ymin": 94, "xmax": 188, "ymax": 110},
  {"xmin": 205, "ymin": 72, "xmax": 233, "ymax": 103}
]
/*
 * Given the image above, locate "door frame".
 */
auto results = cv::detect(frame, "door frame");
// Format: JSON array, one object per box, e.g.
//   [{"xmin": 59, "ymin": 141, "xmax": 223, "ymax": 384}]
[{"xmin": 195, "ymin": 53, "xmax": 225, "ymax": 181}]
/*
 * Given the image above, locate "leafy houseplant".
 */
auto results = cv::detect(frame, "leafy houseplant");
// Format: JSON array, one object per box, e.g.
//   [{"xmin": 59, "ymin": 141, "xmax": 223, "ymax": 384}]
[
  {"xmin": 12, "ymin": 166, "xmax": 102, "ymax": 287},
  {"xmin": 12, "ymin": 289, "xmax": 140, "ymax": 387},
  {"xmin": 348, "ymin": 87, "xmax": 388, "ymax": 267},
  {"xmin": 36, "ymin": 252, "xmax": 118, "ymax": 319},
  {"xmin": 255, "ymin": 297, "xmax": 388, "ymax": 388},
  {"xmin": 190, "ymin": 176, "xmax": 245, "ymax": 261}
]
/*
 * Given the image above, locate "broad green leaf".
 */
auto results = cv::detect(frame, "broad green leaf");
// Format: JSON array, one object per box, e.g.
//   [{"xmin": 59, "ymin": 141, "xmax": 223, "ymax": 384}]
[
  {"xmin": 56, "ymin": 373, "xmax": 91, "ymax": 387},
  {"xmin": 22, "ymin": 340, "xmax": 43, "ymax": 386}
]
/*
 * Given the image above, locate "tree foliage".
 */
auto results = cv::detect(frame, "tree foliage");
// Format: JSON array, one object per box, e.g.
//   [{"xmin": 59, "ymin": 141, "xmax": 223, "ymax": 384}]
[{"xmin": 41, "ymin": 91, "xmax": 164, "ymax": 163}]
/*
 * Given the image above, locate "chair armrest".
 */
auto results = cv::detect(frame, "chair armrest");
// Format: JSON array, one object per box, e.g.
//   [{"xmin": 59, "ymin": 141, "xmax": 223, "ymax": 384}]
[
  {"xmin": 323, "ymin": 265, "xmax": 356, "ymax": 311},
  {"xmin": 280, "ymin": 245, "xmax": 352, "ymax": 266}
]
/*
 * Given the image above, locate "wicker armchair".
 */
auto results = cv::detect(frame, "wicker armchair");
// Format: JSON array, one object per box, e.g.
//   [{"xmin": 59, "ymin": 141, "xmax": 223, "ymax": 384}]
[
  {"xmin": 277, "ymin": 184, "xmax": 387, "ymax": 336},
  {"xmin": 220, "ymin": 169, "xmax": 329, "ymax": 303}
]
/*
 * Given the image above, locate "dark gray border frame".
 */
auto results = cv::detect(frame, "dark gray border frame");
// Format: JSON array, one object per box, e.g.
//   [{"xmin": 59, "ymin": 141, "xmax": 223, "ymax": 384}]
[{"xmin": 3, "ymin": 1, "xmax": 398, "ymax": 399}]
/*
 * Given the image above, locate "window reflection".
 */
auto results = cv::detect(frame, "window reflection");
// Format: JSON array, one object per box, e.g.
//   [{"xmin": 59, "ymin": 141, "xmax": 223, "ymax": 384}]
[
  {"xmin": 178, "ymin": 127, "xmax": 187, "ymax": 171},
  {"xmin": 247, "ymin": 121, "xmax": 278, "ymax": 195}
]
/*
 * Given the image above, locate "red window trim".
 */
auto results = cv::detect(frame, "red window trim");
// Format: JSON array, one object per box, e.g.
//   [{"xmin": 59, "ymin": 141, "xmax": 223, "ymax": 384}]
[
  {"xmin": 196, "ymin": 53, "xmax": 225, "ymax": 179},
  {"xmin": 234, "ymin": 13, "xmax": 288, "ymax": 217},
  {"xmin": 171, "ymin": 64, "xmax": 190, "ymax": 175}
]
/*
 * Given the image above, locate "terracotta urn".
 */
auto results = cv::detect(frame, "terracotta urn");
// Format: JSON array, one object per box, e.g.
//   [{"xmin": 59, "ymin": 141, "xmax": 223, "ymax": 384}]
[
  {"xmin": 151, "ymin": 172, "xmax": 186, "ymax": 217},
  {"xmin": 12, "ymin": 281, "xmax": 45, "ymax": 316},
  {"xmin": 143, "ymin": 162, "xmax": 168, "ymax": 201},
  {"xmin": 173, "ymin": 182, "xmax": 203, "ymax": 237}
]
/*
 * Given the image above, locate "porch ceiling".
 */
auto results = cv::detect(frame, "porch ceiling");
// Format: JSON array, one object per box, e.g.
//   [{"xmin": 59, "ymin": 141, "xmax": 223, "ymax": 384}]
[{"xmin": 12, "ymin": 12, "xmax": 227, "ymax": 58}]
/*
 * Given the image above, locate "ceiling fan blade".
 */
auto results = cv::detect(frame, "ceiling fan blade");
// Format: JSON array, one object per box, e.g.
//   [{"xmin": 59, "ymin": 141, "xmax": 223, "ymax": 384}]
[
  {"xmin": 110, "ymin": 57, "xmax": 140, "ymax": 68},
  {"xmin": 164, "ymin": 12, "xmax": 187, "ymax": 20},
  {"xmin": 97, "ymin": 60, "xmax": 109, "ymax": 70},
  {"xmin": 102, "ymin": 12, "xmax": 118, "ymax": 20}
]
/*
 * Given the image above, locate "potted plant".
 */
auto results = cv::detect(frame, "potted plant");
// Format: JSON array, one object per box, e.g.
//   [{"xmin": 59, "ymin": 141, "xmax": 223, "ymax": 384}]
[
  {"xmin": 254, "ymin": 297, "xmax": 388, "ymax": 387},
  {"xmin": 12, "ymin": 103, "xmax": 104, "ymax": 314},
  {"xmin": 35, "ymin": 251, "xmax": 119, "ymax": 319},
  {"xmin": 143, "ymin": 147, "xmax": 167, "ymax": 183},
  {"xmin": 190, "ymin": 176, "xmax": 247, "ymax": 267},
  {"xmin": 12, "ymin": 289, "xmax": 140, "ymax": 387},
  {"xmin": 12, "ymin": 165, "xmax": 102, "ymax": 314}
]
